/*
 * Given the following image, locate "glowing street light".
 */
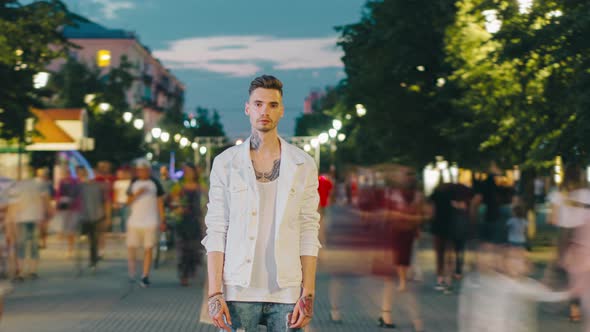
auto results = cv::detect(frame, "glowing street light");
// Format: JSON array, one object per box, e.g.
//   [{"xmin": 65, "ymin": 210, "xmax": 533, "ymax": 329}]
[
  {"xmin": 191, "ymin": 142, "xmax": 199, "ymax": 150},
  {"xmin": 184, "ymin": 120, "xmax": 190, "ymax": 128},
  {"xmin": 123, "ymin": 112, "xmax": 133, "ymax": 123},
  {"xmin": 98, "ymin": 103, "xmax": 111, "ymax": 113},
  {"xmin": 318, "ymin": 132, "xmax": 329, "ymax": 144},
  {"xmin": 160, "ymin": 132, "xmax": 170, "ymax": 142},
  {"xmin": 199, "ymin": 146, "xmax": 207, "ymax": 155},
  {"xmin": 416, "ymin": 65, "xmax": 425, "ymax": 72},
  {"xmin": 151, "ymin": 127, "xmax": 162, "ymax": 139},
  {"xmin": 146, "ymin": 152, "xmax": 153, "ymax": 160},
  {"xmin": 332, "ymin": 119, "xmax": 342, "ymax": 131},
  {"xmin": 483, "ymin": 9, "xmax": 502, "ymax": 34},
  {"xmin": 517, "ymin": 0, "xmax": 533, "ymax": 14},
  {"xmin": 310, "ymin": 138, "xmax": 319, "ymax": 148},
  {"xmin": 329, "ymin": 129, "xmax": 338, "ymax": 138},
  {"xmin": 180, "ymin": 137, "xmax": 189, "ymax": 147},
  {"xmin": 190, "ymin": 118, "xmax": 197, "ymax": 127},
  {"xmin": 345, "ymin": 114, "xmax": 352, "ymax": 120},
  {"xmin": 133, "ymin": 118, "xmax": 144, "ymax": 130},
  {"xmin": 337, "ymin": 133, "xmax": 346, "ymax": 142},
  {"xmin": 436, "ymin": 78, "xmax": 446, "ymax": 87},
  {"xmin": 174, "ymin": 134, "xmax": 182, "ymax": 142},
  {"xmin": 547, "ymin": 10, "xmax": 562, "ymax": 18},
  {"xmin": 235, "ymin": 139, "xmax": 243, "ymax": 146},
  {"xmin": 355, "ymin": 104, "xmax": 367, "ymax": 117},
  {"xmin": 304, "ymin": 144, "xmax": 311, "ymax": 152},
  {"xmin": 33, "ymin": 72, "xmax": 50, "ymax": 89}
]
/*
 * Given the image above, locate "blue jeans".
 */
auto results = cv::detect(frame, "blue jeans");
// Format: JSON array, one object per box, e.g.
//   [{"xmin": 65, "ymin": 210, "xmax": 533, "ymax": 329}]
[{"xmin": 225, "ymin": 301, "xmax": 301, "ymax": 332}]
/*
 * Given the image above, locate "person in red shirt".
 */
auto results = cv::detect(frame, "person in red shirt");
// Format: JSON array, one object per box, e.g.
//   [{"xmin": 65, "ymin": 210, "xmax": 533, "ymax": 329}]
[{"xmin": 318, "ymin": 174, "xmax": 333, "ymax": 245}]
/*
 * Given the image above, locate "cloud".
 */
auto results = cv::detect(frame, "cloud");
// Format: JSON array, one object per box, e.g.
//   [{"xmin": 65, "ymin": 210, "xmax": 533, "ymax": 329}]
[
  {"xmin": 92, "ymin": 0, "xmax": 135, "ymax": 20},
  {"xmin": 153, "ymin": 35, "xmax": 343, "ymax": 77}
]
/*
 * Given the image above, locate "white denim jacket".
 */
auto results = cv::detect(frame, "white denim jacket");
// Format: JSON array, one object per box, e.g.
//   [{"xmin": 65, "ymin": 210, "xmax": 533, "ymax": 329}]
[{"xmin": 201, "ymin": 137, "xmax": 321, "ymax": 289}]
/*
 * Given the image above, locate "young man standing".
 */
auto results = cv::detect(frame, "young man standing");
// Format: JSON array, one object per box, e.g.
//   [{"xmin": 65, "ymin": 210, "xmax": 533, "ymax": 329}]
[
  {"xmin": 126, "ymin": 160, "xmax": 166, "ymax": 288},
  {"xmin": 202, "ymin": 75, "xmax": 321, "ymax": 331}
]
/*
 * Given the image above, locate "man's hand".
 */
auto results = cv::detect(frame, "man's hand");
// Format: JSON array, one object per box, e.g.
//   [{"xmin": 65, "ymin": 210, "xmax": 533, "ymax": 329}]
[
  {"xmin": 208, "ymin": 293, "xmax": 232, "ymax": 331},
  {"xmin": 290, "ymin": 294, "xmax": 314, "ymax": 328}
]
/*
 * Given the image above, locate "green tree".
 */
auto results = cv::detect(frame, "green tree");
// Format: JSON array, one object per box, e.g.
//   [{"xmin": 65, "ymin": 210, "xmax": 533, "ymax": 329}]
[
  {"xmin": 336, "ymin": 0, "xmax": 459, "ymax": 167},
  {"xmin": 0, "ymin": 0, "xmax": 76, "ymax": 142},
  {"xmin": 47, "ymin": 56, "xmax": 144, "ymax": 166}
]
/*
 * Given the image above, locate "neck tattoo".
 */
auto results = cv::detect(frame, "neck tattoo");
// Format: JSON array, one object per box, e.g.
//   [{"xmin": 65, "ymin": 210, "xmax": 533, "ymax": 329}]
[
  {"xmin": 253, "ymin": 159, "xmax": 281, "ymax": 182},
  {"xmin": 250, "ymin": 132, "xmax": 261, "ymax": 151}
]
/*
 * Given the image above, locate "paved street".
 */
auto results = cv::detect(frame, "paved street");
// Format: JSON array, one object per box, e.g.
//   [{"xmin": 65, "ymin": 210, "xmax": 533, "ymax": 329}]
[{"xmin": 1, "ymin": 206, "xmax": 581, "ymax": 332}]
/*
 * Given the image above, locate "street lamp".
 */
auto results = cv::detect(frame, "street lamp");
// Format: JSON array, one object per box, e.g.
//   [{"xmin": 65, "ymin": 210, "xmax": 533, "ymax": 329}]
[
  {"xmin": 151, "ymin": 127, "xmax": 162, "ymax": 139},
  {"xmin": 160, "ymin": 132, "xmax": 170, "ymax": 142},
  {"xmin": 310, "ymin": 138, "xmax": 319, "ymax": 148},
  {"xmin": 345, "ymin": 114, "xmax": 352, "ymax": 120},
  {"xmin": 123, "ymin": 112, "xmax": 133, "ymax": 123},
  {"xmin": 190, "ymin": 118, "xmax": 197, "ymax": 127},
  {"xmin": 332, "ymin": 119, "xmax": 342, "ymax": 131},
  {"xmin": 33, "ymin": 72, "xmax": 50, "ymax": 89},
  {"xmin": 180, "ymin": 137, "xmax": 189, "ymax": 148},
  {"xmin": 174, "ymin": 134, "xmax": 182, "ymax": 142},
  {"xmin": 191, "ymin": 142, "xmax": 199, "ymax": 150},
  {"xmin": 318, "ymin": 133, "xmax": 329, "ymax": 144},
  {"xmin": 133, "ymin": 118, "xmax": 144, "ymax": 130},
  {"xmin": 356, "ymin": 104, "xmax": 367, "ymax": 117},
  {"xmin": 98, "ymin": 103, "xmax": 111, "ymax": 113},
  {"xmin": 235, "ymin": 139, "xmax": 243, "ymax": 146},
  {"xmin": 199, "ymin": 146, "xmax": 207, "ymax": 155},
  {"xmin": 337, "ymin": 133, "xmax": 346, "ymax": 142},
  {"xmin": 329, "ymin": 129, "xmax": 338, "ymax": 138},
  {"xmin": 304, "ymin": 144, "xmax": 311, "ymax": 152}
]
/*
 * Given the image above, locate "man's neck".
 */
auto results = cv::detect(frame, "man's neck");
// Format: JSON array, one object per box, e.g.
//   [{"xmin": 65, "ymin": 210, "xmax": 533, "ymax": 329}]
[{"xmin": 250, "ymin": 130, "xmax": 280, "ymax": 155}]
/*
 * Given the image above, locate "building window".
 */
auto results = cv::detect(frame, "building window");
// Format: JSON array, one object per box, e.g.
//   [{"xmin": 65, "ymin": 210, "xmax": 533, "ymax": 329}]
[{"xmin": 97, "ymin": 50, "xmax": 111, "ymax": 67}]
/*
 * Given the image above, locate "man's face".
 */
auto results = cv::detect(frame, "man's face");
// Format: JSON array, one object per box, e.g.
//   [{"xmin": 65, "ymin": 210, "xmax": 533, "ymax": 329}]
[
  {"xmin": 136, "ymin": 166, "xmax": 151, "ymax": 180},
  {"xmin": 160, "ymin": 166, "xmax": 169, "ymax": 179},
  {"xmin": 245, "ymin": 88, "xmax": 284, "ymax": 133}
]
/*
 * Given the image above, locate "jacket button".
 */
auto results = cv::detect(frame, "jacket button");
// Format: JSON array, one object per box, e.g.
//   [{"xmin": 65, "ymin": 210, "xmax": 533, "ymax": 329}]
[
  {"xmin": 252, "ymin": 211, "xmax": 257, "ymax": 216},
  {"xmin": 249, "ymin": 236, "xmax": 255, "ymax": 240},
  {"xmin": 246, "ymin": 259, "xmax": 252, "ymax": 263}
]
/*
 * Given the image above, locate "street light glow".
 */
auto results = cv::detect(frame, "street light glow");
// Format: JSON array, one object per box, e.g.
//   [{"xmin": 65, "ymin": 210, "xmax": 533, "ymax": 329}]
[
  {"xmin": 160, "ymin": 132, "xmax": 170, "ymax": 142},
  {"xmin": 184, "ymin": 120, "xmax": 190, "ymax": 128},
  {"xmin": 318, "ymin": 133, "xmax": 329, "ymax": 144},
  {"xmin": 304, "ymin": 144, "xmax": 311, "ymax": 152},
  {"xmin": 345, "ymin": 114, "xmax": 352, "ymax": 120},
  {"xmin": 180, "ymin": 137, "xmax": 189, "ymax": 147},
  {"xmin": 355, "ymin": 104, "xmax": 367, "ymax": 117},
  {"xmin": 337, "ymin": 133, "xmax": 346, "ymax": 142},
  {"xmin": 174, "ymin": 134, "xmax": 182, "ymax": 142},
  {"xmin": 123, "ymin": 112, "xmax": 133, "ymax": 123},
  {"xmin": 416, "ymin": 65, "xmax": 425, "ymax": 72},
  {"xmin": 310, "ymin": 138, "xmax": 319, "ymax": 148},
  {"xmin": 483, "ymin": 9, "xmax": 502, "ymax": 34},
  {"xmin": 33, "ymin": 72, "xmax": 50, "ymax": 89},
  {"xmin": 98, "ymin": 103, "xmax": 111, "ymax": 113},
  {"xmin": 235, "ymin": 139, "xmax": 243, "ymax": 146},
  {"xmin": 329, "ymin": 129, "xmax": 338, "ymax": 138},
  {"xmin": 146, "ymin": 152, "xmax": 153, "ymax": 161},
  {"xmin": 332, "ymin": 119, "xmax": 343, "ymax": 131},
  {"xmin": 133, "ymin": 118, "xmax": 144, "ymax": 130},
  {"xmin": 547, "ymin": 10, "xmax": 562, "ymax": 18},
  {"xmin": 437, "ymin": 78, "xmax": 446, "ymax": 87},
  {"xmin": 151, "ymin": 127, "xmax": 162, "ymax": 139},
  {"xmin": 199, "ymin": 146, "xmax": 207, "ymax": 155},
  {"xmin": 190, "ymin": 118, "xmax": 197, "ymax": 127},
  {"xmin": 192, "ymin": 142, "xmax": 199, "ymax": 150}
]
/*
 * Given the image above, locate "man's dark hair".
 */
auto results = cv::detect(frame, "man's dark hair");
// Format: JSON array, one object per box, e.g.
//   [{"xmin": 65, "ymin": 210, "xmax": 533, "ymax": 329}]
[{"xmin": 249, "ymin": 75, "xmax": 283, "ymax": 96}]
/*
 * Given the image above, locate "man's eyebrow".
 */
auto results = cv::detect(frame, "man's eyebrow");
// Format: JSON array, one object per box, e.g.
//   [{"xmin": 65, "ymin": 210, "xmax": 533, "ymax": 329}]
[{"xmin": 252, "ymin": 100, "xmax": 280, "ymax": 105}]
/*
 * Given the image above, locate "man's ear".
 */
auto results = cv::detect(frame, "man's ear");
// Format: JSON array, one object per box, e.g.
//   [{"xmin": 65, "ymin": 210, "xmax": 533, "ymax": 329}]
[{"xmin": 245, "ymin": 102, "xmax": 250, "ymax": 116}]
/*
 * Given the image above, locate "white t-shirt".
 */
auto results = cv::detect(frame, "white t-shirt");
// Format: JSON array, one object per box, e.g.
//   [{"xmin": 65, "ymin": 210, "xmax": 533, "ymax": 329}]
[
  {"xmin": 225, "ymin": 180, "xmax": 300, "ymax": 304},
  {"xmin": 126, "ymin": 178, "xmax": 164, "ymax": 229},
  {"xmin": 113, "ymin": 179, "xmax": 131, "ymax": 205},
  {"xmin": 549, "ymin": 189, "xmax": 590, "ymax": 228},
  {"xmin": 507, "ymin": 217, "xmax": 527, "ymax": 244},
  {"xmin": 7, "ymin": 179, "xmax": 48, "ymax": 224}
]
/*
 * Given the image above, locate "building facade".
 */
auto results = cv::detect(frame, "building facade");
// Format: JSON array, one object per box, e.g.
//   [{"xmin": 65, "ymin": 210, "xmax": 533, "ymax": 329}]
[{"xmin": 47, "ymin": 20, "xmax": 185, "ymax": 131}]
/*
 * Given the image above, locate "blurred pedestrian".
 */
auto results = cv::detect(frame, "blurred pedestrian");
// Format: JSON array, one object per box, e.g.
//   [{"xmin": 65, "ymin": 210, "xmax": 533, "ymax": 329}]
[
  {"xmin": 0, "ymin": 176, "xmax": 14, "ymax": 277},
  {"xmin": 318, "ymin": 174, "xmax": 333, "ymax": 245},
  {"xmin": 507, "ymin": 204, "xmax": 528, "ymax": 248},
  {"xmin": 6, "ymin": 176, "xmax": 52, "ymax": 280},
  {"xmin": 169, "ymin": 163, "xmax": 203, "ymax": 287},
  {"xmin": 113, "ymin": 168, "xmax": 131, "ymax": 233},
  {"xmin": 160, "ymin": 165, "xmax": 177, "ymax": 248},
  {"xmin": 378, "ymin": 166, "xmax": 427, "ymax": 331},
  {"xmin": 34, "ymin": 167, "xmax": 54, "ymax": 249},
  {"xmin": 56, "ymin": 169, "xmax": 81, "ymax": 258},
  {"xmin": 126, "ymin": 159, "xmax": 166, "ymax": 288},
  {"xmin": 76, "ymin": 167, "xmax": 109, "ymax": 271},
  {"xmin": 94, "ymin": 161, "xmax": 114, "ymax": 256}
]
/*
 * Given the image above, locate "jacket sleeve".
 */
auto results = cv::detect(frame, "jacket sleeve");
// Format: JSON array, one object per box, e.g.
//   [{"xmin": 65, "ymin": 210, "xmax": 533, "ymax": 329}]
[
  {"xmin": 201, "ymin": 157, "xmax": 229, "ymax": 253},
  {"xmin": 299, "ymin": 161, "xmax": 321, "ymax": 256}
]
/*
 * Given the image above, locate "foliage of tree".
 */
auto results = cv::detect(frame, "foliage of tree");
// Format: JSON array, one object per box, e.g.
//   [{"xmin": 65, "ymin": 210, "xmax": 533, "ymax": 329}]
[
  {"xmin": 0, "ymin": 0, "xmax": 77, "ymax": 142},
  {"xmin": 46, "ymin": 56, "xmax": 144, "ymax": 166},
  {"xmin": 335, "ymin": 0, "xmax": 459, "ymax": 167}
]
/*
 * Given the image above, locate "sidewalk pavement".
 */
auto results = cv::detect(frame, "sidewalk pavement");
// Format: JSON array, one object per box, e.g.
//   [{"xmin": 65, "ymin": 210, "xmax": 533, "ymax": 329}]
[{"xmin": 0, "ymin": 208, "xmax": 582, "ymax": 332}]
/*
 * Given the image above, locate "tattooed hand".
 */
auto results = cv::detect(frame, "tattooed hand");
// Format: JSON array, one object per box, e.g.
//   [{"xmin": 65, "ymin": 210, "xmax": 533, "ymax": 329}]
[
  {"xmin": 208, "ymin": 293, "xmax": 232, "ymax": 331},
  {"xmin": 290, "ymin": 294, "xmax": 314, "ymax": 328}
]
